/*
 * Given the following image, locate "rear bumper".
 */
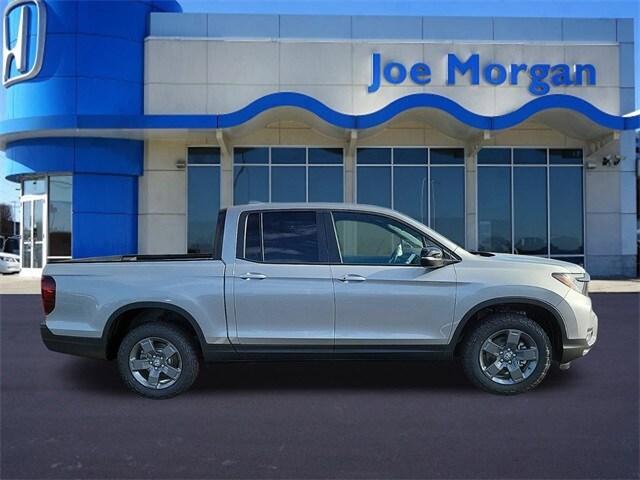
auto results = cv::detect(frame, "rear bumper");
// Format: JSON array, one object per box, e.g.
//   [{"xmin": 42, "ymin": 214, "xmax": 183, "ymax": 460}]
[{"xmin": 41, "ymin": 323, "xmax": 107, "ymax": 360}]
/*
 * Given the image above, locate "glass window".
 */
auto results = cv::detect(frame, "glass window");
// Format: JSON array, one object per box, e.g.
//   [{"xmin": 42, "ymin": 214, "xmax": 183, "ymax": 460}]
[
  {"xmin": 262, "ymin": 211, "xmax": 320, "ymax": 263},
  {"xmin": 188, "ymin": 147, "xmax": 220, "ymax": 165},
  {"xmin": 234, "ymin": 166, "xmax": 269, "ymax": 204},
  {"xmin": 478, "ymin": 148, "xmax": 511, "ymax": 165},
  {"xmin": 188, "ymin": 147, "xmax": 221, "ymax": 254},
  {"xmin": 478, "ymin": 167, "xmax": 512, "ymax": 253},
  {"xmin": 514, "ymin": 168, "xmax": 547, "ymax": 255},
  {"xmin": 357, "ymin": 166, "xmax": 391, "ymax": 207},
  {"xmin": 271, "ymin": 166, "xmax": 306, "ymax": 202},
  {"xmin": 234, "ymin": 147, "xmax": 268, "ymax": 164},
  {"xmin": 188, "ymin": 166, "xmax": 220, "ymax": 254},
  {"xmin": 477, "ymin": 148, "xmax": 584, "ymax": 261},
  {"xmin": 393, "ymin": 166, "xmax": 428, "ymax": 224},
  {"xmin": 394, "ymin": 148, "xmax": 427, "ymax": 165},
  {"xmin": 244, "ymin": 212, "xmax": 262, "ymax": 261},
  {"xmin": 332, "ymin": 211, "xmax": 426, "ymax": 266},
  {"xmin": 356, "ymin": 147, "xmax": 466, "ymax": 245},
  {"xmin": 309, "ymin": 148, "xmax": 345, "ymax": 165},
  {"xmin": 357, "ymin": 148, "xmax": 391, "ymax": 165},
  {"xmin": 549, "ymin": 149, "xmax": 582, "ymax": 165},
  {"xmin": 272, "ymin": 147, "xmax": 305, "ymax": 164},
  {"xmin": 430, "ymin": 148, "xmax": 464, "ymax": 165},
  {"xmin": 430, "ymin": 167, "xmax": 465, "ymax": 246},
  {"xmin": 22, "ymin": 178, "xmax": 46, "ymax": 195},
  {"xmin": 233, "ymin": 147, "xmax": 344, "ymax": 205},
  {"xmin": 309, "ymin": 167, "xmax": 343, "ymax": 202},
  {"xmin": 514, "ymin": 148, "xmax": 546, "ymax": 165},
  {"xmin": 550, "ymin": 167, "xmax": 583, "ymax": 255},
  {"xmin": 48, "ymin": 176, "xmax": 72, "ymax": 258}
]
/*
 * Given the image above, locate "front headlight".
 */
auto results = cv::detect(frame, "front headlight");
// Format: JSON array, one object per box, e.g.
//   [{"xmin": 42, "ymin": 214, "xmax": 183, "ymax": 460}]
[{"xmin": 552, "ymin": 272, "xmax": 590, "ymax": 296}]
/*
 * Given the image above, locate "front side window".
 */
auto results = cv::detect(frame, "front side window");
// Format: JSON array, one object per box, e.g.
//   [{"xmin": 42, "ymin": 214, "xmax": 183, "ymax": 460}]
[
  {"xmin": 332, "ymin": 211, "xmax": 430, "ymax": 266},
  {"xmin": 241, "ymin": 211, "xmax": 321, "ymax": 264}
]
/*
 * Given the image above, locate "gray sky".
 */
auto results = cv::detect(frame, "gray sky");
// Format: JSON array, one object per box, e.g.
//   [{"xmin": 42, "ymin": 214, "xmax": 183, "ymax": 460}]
[{"xmin": 0, "ymin": 0, "xmax": 638, "ymax": 211}]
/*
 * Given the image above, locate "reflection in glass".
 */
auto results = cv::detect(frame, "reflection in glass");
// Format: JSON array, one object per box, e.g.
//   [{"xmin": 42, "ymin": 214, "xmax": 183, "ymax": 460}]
[
  {"xmin": 234, "ymin": 147, "xmax": 268, "ymax": 164},
  {"xmin": 234, "ymin": 166, "xmax": 268, "ymax": 205},
  {"xmin": 188, "ymin": 147, "xmax": 220, "ymax": 165},
  {"xmin": 478, "ymin": 167, "xmax": 511, "ymax": 253},
  {"xmin": 549, "ymin": 149, "xmax": 582, "ymax": 165},
  {"xmin": 513, "ymin": 148, "xmax": 546, "ymax": 165},
  {"xmin": 478, "ymin": 148, "xmax": 511, "ymax": 165},
  {"xmin": 271, "ymin": 148, "xmax": 305, "ymax": 164},
  {"xmin": 271, "ymin": 167, "xmax": 306, "ymax": 202},
  {"xmin": 309, "ymin": 148, "xmax": 343, "ymax": 164},
  {"xmin": 431, "ymin": 167, "xmax": 465, "ymax": 246},
  {"xmin": 309, "ymin": 167, "xmax": 343, "ymax": 202},
  {"xmin": 550, "ymin": 167, "xmax": 583, "ymax": 255},
  {"xmin": 357, "ymin": 167, "xmax": 391, "ymax": 208},
  {"xmin": 514, "ymin": 168, "xmax": 547, "ymax": 255},
  {"xmin": 188, "ymin": 166, "xmax": 220, "ymax": 254},
  {"xmin": 430, "ymin": 148, "xmax": 464, "ymax": 165},
  {"xmin": 357, "ymin": 148, "xmax": 391, "ymax": 165},
  {"xmin": 22, "ymin": 178, "xmax": 46, "ymax": 195},
  {"xmin": 48, "ymin": 176, "xmax": 72, "ymax": 257},
  {"xmin": 394, "ymin": 148, "xmax": 427, "ymax": 165},
  {"xmin": 244, "ymin": 212, "xmax": 262, "ymax": 261},
  {"xmin": 393, "ymin": 166, "xmax": 428, "ymax": 224},
  {"xmin": 262, "ymin": 211, "xmax": 319, "ymax": 263}
]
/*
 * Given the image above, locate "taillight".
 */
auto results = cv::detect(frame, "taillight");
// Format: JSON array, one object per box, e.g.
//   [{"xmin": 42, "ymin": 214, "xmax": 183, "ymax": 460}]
[{"xmin": 41, "ymin": 275, "xmax": 56, "ymax": 315}]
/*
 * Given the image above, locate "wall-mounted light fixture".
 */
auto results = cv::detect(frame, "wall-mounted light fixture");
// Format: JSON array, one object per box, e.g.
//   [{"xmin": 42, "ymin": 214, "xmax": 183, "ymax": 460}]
[{"xmin": 176, "ymin": 158, "xmax": 186, "ymax": 170}]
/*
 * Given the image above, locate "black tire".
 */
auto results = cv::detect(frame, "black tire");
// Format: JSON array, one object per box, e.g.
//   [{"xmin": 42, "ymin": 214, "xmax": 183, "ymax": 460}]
[
  {"xmin": 461, "ymin": 312, "xmax": 552, "ymax": 395},
  {"xmin": 117, "ymin": 322, "xmax": 200, "ymax": 399}
]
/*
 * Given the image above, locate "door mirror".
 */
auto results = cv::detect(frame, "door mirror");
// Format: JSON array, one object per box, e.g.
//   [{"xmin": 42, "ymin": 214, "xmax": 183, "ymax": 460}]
[{"xmin": 420, "ymin": 246, "xmax": 445, "ymax": 268}]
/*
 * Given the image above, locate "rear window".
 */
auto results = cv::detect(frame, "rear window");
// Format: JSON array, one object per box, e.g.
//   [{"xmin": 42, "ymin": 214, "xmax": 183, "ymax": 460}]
[{"xmin": 240, "ymin": 211, "xmax": 321, "ymax": 264}]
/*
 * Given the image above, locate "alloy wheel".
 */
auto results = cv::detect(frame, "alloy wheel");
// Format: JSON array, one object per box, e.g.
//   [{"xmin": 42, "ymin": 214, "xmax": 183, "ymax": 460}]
[
  {"xmin": 128, "ymin": 337, "xmax": 183, "ymax": 389},
  {"xmin": 478, "ymin": 329, "xmax": 539, "ymax": 385}
]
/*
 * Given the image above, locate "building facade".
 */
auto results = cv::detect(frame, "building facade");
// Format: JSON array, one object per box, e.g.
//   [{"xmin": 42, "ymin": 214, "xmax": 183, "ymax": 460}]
[{"xmin": 1, "ymin": 0, "xmax": 638, "ymax": 276}]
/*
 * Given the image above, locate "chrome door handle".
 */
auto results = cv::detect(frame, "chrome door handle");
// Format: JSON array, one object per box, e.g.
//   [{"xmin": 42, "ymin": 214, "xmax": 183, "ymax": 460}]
[
  {"xmin": 240, "ymin": 272, "xmax": 267, "ymax": 280},
  {"xmin": 339, "ymin": 274, "xmax": 367, "ymax": 283}
]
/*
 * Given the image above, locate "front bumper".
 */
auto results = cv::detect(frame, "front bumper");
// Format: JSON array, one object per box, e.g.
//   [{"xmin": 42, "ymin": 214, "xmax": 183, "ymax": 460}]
[
  {"xmin": 561, "ymin": 310, "xmax": 598, "ymax": 363},
  {"xmin": 41, "ymin": 323, "xmax": 107, "ymax": 360}
]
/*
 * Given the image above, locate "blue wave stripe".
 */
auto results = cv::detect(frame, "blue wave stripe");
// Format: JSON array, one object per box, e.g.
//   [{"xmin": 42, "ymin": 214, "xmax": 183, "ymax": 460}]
[{"xmin": 1, "ymin": 92, "xmax": 638, "ymax": 138}]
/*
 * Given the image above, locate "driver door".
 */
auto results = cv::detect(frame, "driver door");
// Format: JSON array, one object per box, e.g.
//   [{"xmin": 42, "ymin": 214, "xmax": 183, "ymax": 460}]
[{"xmin": 329, "ymin": 211, "xmax": 457, "ymax": 346}]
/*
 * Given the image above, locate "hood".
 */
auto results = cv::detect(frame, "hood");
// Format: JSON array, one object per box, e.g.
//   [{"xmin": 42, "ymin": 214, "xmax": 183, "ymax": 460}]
[
  {"xmin": 485, "ymin": 253, "xmax": 585, "ymax": 272},
  {"xmin": 0, "ymin": 253, "xmax": 20, "ymax": 261}
]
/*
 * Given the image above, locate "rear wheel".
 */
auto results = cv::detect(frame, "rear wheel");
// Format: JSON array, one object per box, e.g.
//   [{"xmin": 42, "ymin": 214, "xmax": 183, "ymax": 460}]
[
  {"xmin": 117, "ymin": 322, "xmax": 200, "ymax": 399},
  {"xmin": 461, "ymin": 313, "xmax": 551, "ymax": 395}
]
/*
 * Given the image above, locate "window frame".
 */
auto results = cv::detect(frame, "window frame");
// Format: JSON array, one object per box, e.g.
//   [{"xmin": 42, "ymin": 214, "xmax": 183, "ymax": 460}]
[
  {"xmin": 475, "ymin": 147, "xmax": 586, "ymax": 266},
  {"xmin": 326, "ymin": 209, "xmax": 460, "ymax": 267},
  {"xmin": 235, "ymin": 208, "xmax": 331, "ymax": 265}
]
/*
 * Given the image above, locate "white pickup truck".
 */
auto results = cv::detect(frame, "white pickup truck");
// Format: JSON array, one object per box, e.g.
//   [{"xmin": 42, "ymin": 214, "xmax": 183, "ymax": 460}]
[{"xmin": 41, "ymin": 203, "xmax": 598, "ymax": 398}]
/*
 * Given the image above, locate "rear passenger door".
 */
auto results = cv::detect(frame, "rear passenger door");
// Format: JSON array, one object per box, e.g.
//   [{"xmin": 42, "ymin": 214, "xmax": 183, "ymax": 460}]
[{"xmin": 231, "ymin": 209, "xmax": 335, "ymax": 347}]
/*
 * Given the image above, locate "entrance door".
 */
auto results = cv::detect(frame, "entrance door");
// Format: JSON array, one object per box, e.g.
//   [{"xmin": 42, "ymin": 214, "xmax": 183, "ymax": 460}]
[{"xmin": 20, "ymin": 196, "xmax": 47, "ymax": 272}]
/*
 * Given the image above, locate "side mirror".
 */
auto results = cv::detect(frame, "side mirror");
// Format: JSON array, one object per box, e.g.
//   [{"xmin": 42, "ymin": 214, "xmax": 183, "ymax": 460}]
[{"xmin": 420, "ymin": 246, "xmax": 445, "ymax": 268}]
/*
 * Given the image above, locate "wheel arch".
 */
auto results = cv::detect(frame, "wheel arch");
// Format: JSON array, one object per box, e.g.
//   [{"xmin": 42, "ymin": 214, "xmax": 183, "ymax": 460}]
[
  {"xmin": 102, "ymin": 302, "xmax": 208, "ymax": 360},
  {"xmin": 452, "ymin": 297, "xmax": 568, "ymax": 361}
]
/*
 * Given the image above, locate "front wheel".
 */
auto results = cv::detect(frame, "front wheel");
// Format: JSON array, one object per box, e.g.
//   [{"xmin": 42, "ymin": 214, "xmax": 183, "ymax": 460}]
[
  {"xmin": 461, "ymin": 313, "xmax": 551, "ymax": 395},
  {"xmin": 117, "ymin": 322, "xmax": 200, "ymax": 399}
]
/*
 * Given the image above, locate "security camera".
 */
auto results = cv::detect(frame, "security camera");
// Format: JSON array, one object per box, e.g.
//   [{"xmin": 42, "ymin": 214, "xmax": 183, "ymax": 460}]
[
  {"xmin": 602, "ymin": 154, "xmax": 612, "ymax": 166},
  {"xmin": 613, "ymin": 154, "xmax": 623, "ymax": 166}
]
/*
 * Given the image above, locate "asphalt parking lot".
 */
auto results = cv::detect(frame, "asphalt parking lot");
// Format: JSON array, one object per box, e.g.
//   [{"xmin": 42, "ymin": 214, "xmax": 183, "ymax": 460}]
[{"xmin": 1, "ymin": 293, "xmax": 638, "ymax": 479}]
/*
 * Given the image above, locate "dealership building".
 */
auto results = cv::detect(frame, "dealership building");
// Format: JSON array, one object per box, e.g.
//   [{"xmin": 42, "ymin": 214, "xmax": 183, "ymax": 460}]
[{"xmin": 1, "ymin": 0, "xmax": 638, "ymax": 276}]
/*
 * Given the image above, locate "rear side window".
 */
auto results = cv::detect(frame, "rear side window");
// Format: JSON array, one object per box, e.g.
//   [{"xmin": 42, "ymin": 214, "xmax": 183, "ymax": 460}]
[{"xmin": 240, "ymin": 211, "xmax": 322, "ymax": 264}]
